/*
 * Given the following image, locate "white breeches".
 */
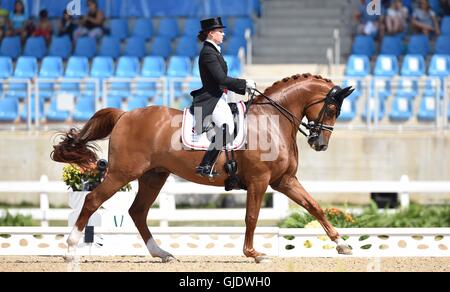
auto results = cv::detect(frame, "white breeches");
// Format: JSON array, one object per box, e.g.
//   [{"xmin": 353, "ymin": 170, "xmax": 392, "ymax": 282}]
[{"xmin": 211, "ymin": 94, "xmax": 234, "ymax": 137}]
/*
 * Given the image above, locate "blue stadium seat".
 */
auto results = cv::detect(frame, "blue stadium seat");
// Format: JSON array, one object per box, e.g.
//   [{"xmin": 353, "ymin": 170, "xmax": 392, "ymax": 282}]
[
  {"xmin": 167, "ymin": 56, "xmax": 191, "ymax": 77},
  {"xmin": 61, "ymin": 57, "xmax": 90, "ymax": 92},
  {"xmin": 0, "ymin": 57, "xmax": 13, "ymax": 78},
  {"xmin": 428, "ymin": 55, "xmax": 450, "ymax": 77},
  {"xmin": 91, "ymin": 57, "xmax": 115, "ymax": 78},
  {"xmin": 46, "ymin": 97, "xmax": 70, "ymax": 122},
  {"xmin": 397, "ymin": 78, "xmax": 419, "ymax": 99},
  {"xmin": 232, "ymin": 17, "xmax": 254, "ymax": 36},
  {"xmin": 381, "ymin": 36, "xmax": 403, "ymax": 57},
  {"xmin": 401, "ymin": 55, "xmax": 425, "ymax": 77},
  {"xmin": 116, "ymin": 56, "xmax": 140, "ymax": 77},
  {"xmin": 351, "ymin": 36, "xmax": 375, "ymax": 58},
  {"xmin": 345, "ymin": 55, "xmax": 370, "ymax": 77},
  {"xmin": 371, "ymin": 78, "xmax": 391, "ymax": 101},
  {"xmin": 23, "ymin": 37, "xmax": 47, "ymax": 59},
  {"xmin": 127, "ymin": 96, "xmax": 148, "ymax": 111},
  {"xmin": 175, "ymin": 36, "xmax": 198, "ymax": 58},
  {"xmin": 192, "ymin": 56, "xmax": 200, "ymax": 77},
  {"xmin": 39, "ymin": 57, "xmax": 64, "ymax": 100},
  {"xmin": 188, "ymin": 79, "xmax": 202, "ymax": 93},
  {"xmin": 49, "ymin": 36, "xmax": 72, "ymax": 59},
  {"xmin": 435, "ymin": 36, "xmax": 450, "ymax": 55},
  {"xmin": 39, "ymin": 57, "xmax": 64, "ymax": 78},
  {"xmin": 8, "ymin": 57, "xmax": 38, "ymax": 100},
  {"xmin": 441, "ymin": 16, "xmax": 450, "ymax": 36},
  {"xmin": 342, "ymin": 79, "xmax": 363, "ymax": 100},
  {"xmin": 13, "ymin": 57, "xmax": 38, "ymax": 78},
  {"xmin": 174, "ymin": 95, "xmax": 192, "ymax": 110},
  {"xmin": 110, "ymin": 56, "xmax": 140, "ymax": 98},
  {"xmin": 141, "ymin": 56, "xmax": 166, "ymax": 77},
  {"xmin": 417, "ymin": 95, "xmax": 437, "ymax": 121},
  {"xmin": 337, "ymin": 97, "xmax": 356, "ymax": 121},
  {"xmin": 0, "ymin": 36, "xmax": 21, "ymax": 59},
  {"xmin": 407, "ymin": 34, "xmax": 430, "ymax": 57},
  {"xmin": 0, "ymin": 98, "xmax": 19, "ymax": 122},
  {"xmin": 361, "ymin": 98, "xmax": 385, "ymax": 121},
  {"xmin": 74, "ymin": 37, "xmax": 97, "ymax": 58},
  {"xmin": 106, "ymin": 95, "xmax": 123, "ymax": 108},
  {"xmin": 182, "ymin": 18, "xmax": 200, "ymax": 36},
  {"xmin": 167, "ymin": 55, "xmax": 191, "ymax": 97},
  {"xmin": 389, "ymin": 96, "xmax": 413, "ymax": 121},
  {"xmin": 428, "ymin": 0, "xmax": 442, "ymax": 15},
  {"xmin": 20, "ymin": 95, "xmax": 45, "ymax": 122},
  {"xmin": 98, "ymin": 36, "xmax": 121, "ymax": 59},
  {"xmin": 0, "ymin": 57, "xmax": 12, "ymax": 94},
  {"xmin": 158, "ymin": 18, "xmax": 179, "ymax": 39},
  {"xmin": 73, "ymin": 96, "xmax": 96, "ymax": 122},
  {"xmin": 423, "ymin": 77, "xmax": 444, "ymax": 98},
  {"xmin": 374, "ymin": 55, "xmax": 399, "ymax": 77},
  {"xmin": 132, "ymin": 18, "xmax": 153, "ymax": 40},
  {"xmin": 136, "ymin": 56, "xmax": 166, "ymax": 98},
  {"xmin": 224, "ymin": 36, "xmax": 246, "ymax": 56},
  {"xmin": 65, "ymin": 57, "xmax": 90, "ymax": 78},
  {"xmin": 224, "ymin": 55, "xmax": 242, "ymax": 77},
  {"xmin": 124, "ymin": 36, "xmax": 146, "ymax": 58},
  {"xmin": 150, "ymin": 37, "xmax": 172, "ymax": 59},
  {"xmin": 110, "ymin": 18, "xmax": 129, "ymax": 41}
]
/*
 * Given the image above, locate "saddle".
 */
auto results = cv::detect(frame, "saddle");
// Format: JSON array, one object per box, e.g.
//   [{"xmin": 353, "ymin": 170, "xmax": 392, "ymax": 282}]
[
  {"xmin": 182, "ymin": 101, "xmax": 248, "ymax": 191},
  {"xmin": 181, "ymin": 101, "xmax": 247, "ymax": 151}
]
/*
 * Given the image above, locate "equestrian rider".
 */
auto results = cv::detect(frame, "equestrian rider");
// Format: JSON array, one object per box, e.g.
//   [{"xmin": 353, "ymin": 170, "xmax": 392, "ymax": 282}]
[{"xmin": 190, "ymin": 17, "xmax": 256, "ymax": 177}]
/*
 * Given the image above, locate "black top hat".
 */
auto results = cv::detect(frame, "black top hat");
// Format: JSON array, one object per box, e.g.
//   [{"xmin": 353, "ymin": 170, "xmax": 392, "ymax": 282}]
[{"xmin": 200, "ymin": 17, "xmax": 226, "ymax": 32}]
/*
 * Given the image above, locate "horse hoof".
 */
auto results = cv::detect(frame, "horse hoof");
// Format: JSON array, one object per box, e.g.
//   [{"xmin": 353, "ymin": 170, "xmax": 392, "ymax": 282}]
[
  {"xmin": 336, "ymin": 244, "xmax": 353, "ymax": 255},
  {"xmin": 162, "ymin": 255, "xmax": 179, "ymax": 263},
  {"xmin": 255, "ymin": 256, "xmax": 272, "ymax": 264},
  {"xmin": 63, "ymin": 254, "xmax": 75, "ymax": 263}
]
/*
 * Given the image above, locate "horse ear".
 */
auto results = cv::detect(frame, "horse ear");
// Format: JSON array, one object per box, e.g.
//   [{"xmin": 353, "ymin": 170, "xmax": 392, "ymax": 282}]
[{"xmin": 337, "ymin": 86, "xmax": 354, "ymax": 101}]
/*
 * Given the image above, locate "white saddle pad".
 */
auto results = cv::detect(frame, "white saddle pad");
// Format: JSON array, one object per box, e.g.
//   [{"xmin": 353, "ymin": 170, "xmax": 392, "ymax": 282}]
[{"xmin": 182, "ymin": 101, "xmax": 247, "ymax": 150}]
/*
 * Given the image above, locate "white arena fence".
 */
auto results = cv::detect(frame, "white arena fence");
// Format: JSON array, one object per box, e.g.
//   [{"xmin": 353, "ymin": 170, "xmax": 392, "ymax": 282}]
[
  {"xmin": 1, "ymin": 175, "xmax": 450, "ymax": 228},
  {"xmin": 1, "ymin": 175, "xmax": 450, "ymax": 257},
  {"xmin": 0, "ymin": 227, "xmax": 449, "ymax": 257}
]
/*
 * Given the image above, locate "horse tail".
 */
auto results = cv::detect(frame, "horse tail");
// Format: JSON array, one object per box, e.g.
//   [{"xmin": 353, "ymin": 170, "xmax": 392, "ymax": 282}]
[{"xmin": 51, "ymin": 108, "xmax": 125, "ymax": 170}]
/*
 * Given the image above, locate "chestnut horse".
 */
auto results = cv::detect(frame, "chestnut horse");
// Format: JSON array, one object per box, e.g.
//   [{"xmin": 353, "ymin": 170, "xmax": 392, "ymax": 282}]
[{"xmin": 52, "ymin": 73, "xmax": 353, "ymax": 263}]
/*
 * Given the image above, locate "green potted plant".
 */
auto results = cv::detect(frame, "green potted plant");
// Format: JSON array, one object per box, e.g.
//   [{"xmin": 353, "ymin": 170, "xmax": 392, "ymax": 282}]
[{"xmin": 62, "ymin": 161, "xmax": 134, "ymax": 228}]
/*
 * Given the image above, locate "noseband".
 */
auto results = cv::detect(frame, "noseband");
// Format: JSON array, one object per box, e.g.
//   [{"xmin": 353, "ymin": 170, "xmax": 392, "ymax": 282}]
[
  {"xmin": 302, "ymin": 86, "xmax": 343, "ymax": 137},
  {"xmin": 249, "ymin": 86, "xmax": 343, "ymax": 139}
]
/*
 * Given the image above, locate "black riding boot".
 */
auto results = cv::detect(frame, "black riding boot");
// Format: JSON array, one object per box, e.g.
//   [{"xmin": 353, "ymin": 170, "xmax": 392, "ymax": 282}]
[
  {"xmin": 196, "ymin": 149, "xmax": 220, "ymax": 177},
  {"xmin": 196, "ymin": 124, "xmax": 231, "ymax": 178}
]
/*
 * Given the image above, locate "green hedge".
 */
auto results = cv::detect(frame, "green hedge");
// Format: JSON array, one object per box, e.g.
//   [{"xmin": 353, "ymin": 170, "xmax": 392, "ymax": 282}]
[
  {"xmin": 0, "ymin": 212, "xmax": 36, "ymax": 227},
  {"xmin": 279, "ymin": 203, "xmax": 450, "ymax": 228}
]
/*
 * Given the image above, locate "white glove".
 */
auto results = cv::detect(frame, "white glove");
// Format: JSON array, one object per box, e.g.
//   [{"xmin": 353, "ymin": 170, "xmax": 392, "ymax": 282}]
[{"xmin": 246, "ymin": 79, "xmax": 256, "ymax": 94}]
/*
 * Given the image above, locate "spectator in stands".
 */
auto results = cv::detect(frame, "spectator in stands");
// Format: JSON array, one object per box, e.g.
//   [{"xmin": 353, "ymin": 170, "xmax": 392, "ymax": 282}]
[
  {"xmin": 354, "ymin": 0, "xmax": 385, "ymax": 39},
  {"xmin": 32, "ymin": 9, "xmax": 52, "ymax": 45},
  {"xmin": 73, "ymin": 0, "xmax": 105, "ymax": 41},
  {"xmin": 441, "ymin": 0, "xmax": 450, "ymax": 15},
  {"xmin": 412, "ymin": 0, "xmax": 440, "ymax": 37},
  {"xmin": 7, "ymin": 0, "xmax": 33, "ymax": 42},
  {"xmin": 191, "ymin": 17, "xmax": 256, "ymax": 177},
  {"xmin": 0, "ymin": 1, "xmax": 10, "ymax": 41},
  {"xmin": 386, "ymin": 0, "xmax": 409, "ymax": 34},
  {"xmin": 58, "ymin": 9, "xmax": 78, "ymax": 40}
]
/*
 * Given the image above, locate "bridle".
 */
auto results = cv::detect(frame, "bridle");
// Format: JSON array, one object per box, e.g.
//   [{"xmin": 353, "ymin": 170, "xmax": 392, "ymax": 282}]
[{"xmin": 247, "ymin": 86, "xmax": 344, "ymax": 140}]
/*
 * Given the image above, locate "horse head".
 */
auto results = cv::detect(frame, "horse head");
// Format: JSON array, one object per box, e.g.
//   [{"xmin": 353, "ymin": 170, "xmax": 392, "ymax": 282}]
[{"xmin": 303, "ymin": 84, "xmax": 354, "ymax": 151}]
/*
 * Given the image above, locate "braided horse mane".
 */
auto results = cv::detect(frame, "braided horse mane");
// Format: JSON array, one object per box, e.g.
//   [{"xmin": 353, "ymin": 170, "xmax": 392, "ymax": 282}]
[{"xmin": 263, "ymin": 73, "xmax": 333, "ymax": 96}]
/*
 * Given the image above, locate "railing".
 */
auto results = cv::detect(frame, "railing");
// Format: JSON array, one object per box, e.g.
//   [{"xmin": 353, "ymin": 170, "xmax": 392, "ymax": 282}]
[
  {"xmin": 1, "ymin": 175, "xmax": 450, "ymax": 227},
  {"xmin": 0, "ymin": 227, "xmax": 449, "ymax": 257},
  {"xmin": 0, "ymin": 74, "xmax": 448, "ymax": 132}
]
